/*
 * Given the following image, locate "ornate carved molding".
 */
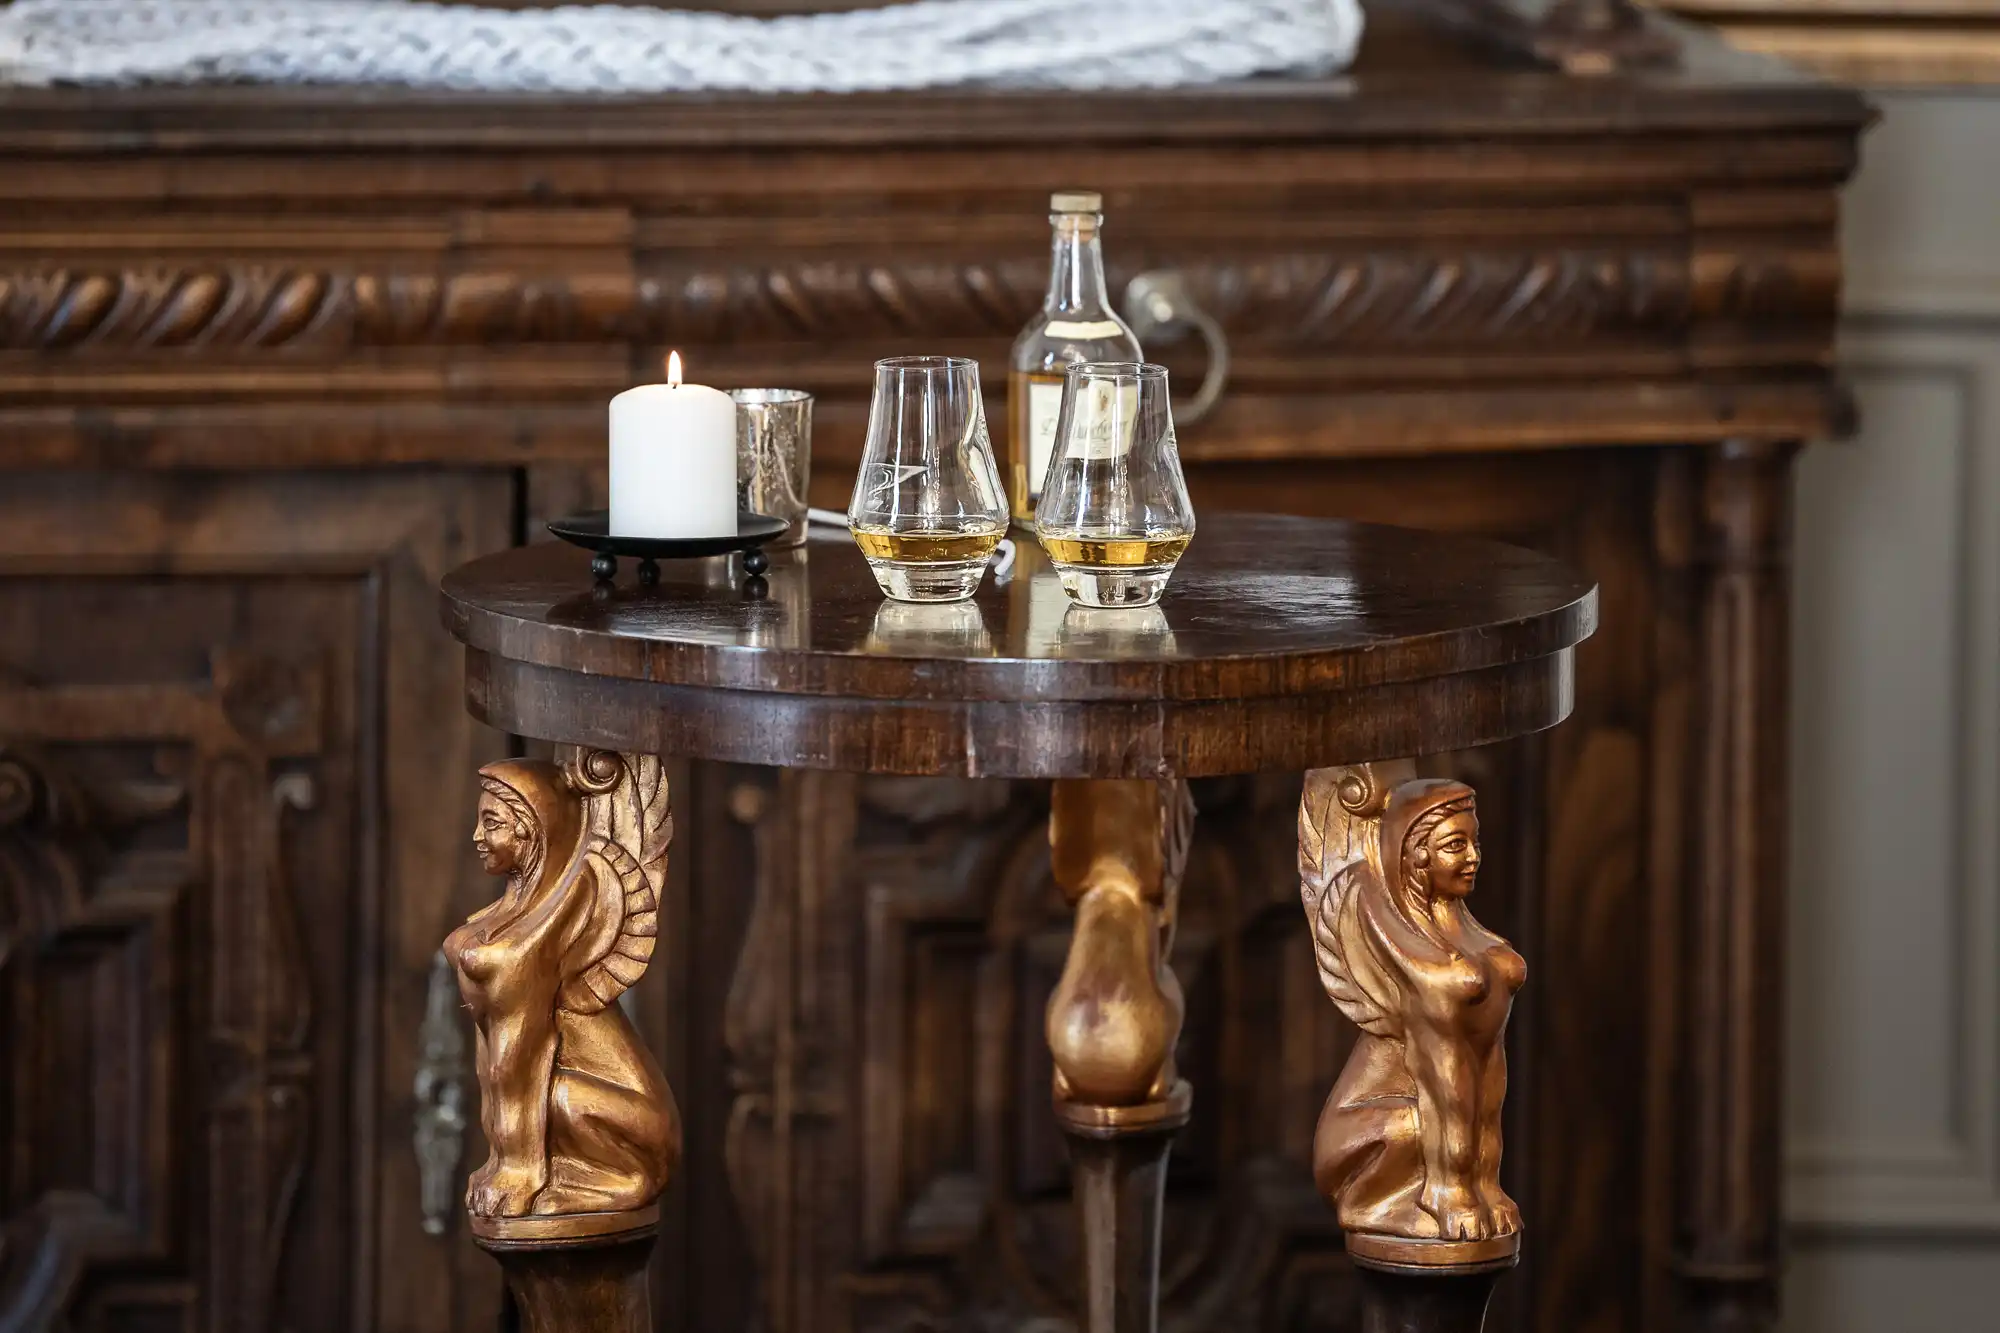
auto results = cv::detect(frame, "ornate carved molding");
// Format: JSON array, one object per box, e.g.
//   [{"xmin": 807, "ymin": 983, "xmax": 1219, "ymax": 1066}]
[
  {"xmin": 1691, "ymin": 247, "xmax": 1844, "ymax": 322},
  {"xmin": 0, "ymin": 267, "xmax": 340, "ymax": 350},
  {"xmin": 0, "ymin": 245, "xmax": 1839, "ymax": 355},
  {"xmin": 353, "ymin": 270, "xmax": 638, "ymax": 347},
  {"xmin": 640, "ymin": 259, "xmax": 1045, "ymax": 345},
  {"xmin": 1189, "ymin": 250, "xmax": 1695, "ymax": 345}
]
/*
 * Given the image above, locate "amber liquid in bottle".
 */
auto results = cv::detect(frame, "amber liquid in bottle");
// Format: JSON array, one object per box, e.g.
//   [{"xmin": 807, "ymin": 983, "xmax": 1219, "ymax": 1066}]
[
  {"xmin": 1006, "ymin": 370, "xmax": 1067, "ymax": 522},
  {"xmin": 1007, "ymin": 193, "xmax": 1142, "ymax": 527}
]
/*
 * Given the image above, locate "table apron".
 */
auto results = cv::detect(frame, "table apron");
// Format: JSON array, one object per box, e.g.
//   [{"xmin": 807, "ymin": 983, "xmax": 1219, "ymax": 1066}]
[{"xmin": 461, "ymin": 646, "xmax": 1576, "ymax": 777}]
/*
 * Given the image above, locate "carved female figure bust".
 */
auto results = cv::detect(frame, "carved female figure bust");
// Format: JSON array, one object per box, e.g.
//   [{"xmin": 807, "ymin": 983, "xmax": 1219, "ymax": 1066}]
[
  {"xmin": 446, "ymin": 754, "xmax": 680, "ymax": 1227},
  {"xmin": 1299, "ymin": 766, "xmax": 1525, "ymax": 1247}
]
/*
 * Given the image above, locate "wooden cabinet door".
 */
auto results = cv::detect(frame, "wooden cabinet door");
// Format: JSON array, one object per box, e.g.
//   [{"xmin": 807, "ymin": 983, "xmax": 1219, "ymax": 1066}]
[{"xmin": 0, "ymin": 470, "xmax": 511, "ymax": 1333}]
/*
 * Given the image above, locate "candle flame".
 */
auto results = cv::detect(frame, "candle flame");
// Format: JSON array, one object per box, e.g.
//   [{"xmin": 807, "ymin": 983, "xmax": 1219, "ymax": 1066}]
[{"xmin": 666, "ymin": 350, "xmax": 683, "ymax": 388}]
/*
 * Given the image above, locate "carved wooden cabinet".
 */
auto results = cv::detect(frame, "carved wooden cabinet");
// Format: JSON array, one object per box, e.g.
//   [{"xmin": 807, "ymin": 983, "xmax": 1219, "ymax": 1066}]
[
  {"xmin": 0, "ymin": 8, "xmax": 1867, "ymax": 1333},
  {"xmin": 0, "ymin": 471, "xmax": 515, "ymax": 1331}
]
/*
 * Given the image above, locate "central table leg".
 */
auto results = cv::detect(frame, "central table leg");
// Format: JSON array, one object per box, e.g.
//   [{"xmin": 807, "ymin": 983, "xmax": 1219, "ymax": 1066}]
[
  {"xmin": 445, "ymin": 748, "xmax": 682, "ymax": 1333},
  {"xmin": 1045, "ymin": 778, "xmax": 1196, "ymax": 1333},
  {"xmin": 483, "ymin": 1230, "xmax": 657, "ymax": 1333}
]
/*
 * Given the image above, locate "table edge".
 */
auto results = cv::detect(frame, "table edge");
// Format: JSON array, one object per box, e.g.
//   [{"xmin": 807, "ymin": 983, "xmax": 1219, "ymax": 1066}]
[
  {"xmin": 460, "ymin": 645, "xmax": 1580, "ymax": 778},
  {"xmin": 440, "ymin": 569, "xmax": 1600, "ymax": 706}
]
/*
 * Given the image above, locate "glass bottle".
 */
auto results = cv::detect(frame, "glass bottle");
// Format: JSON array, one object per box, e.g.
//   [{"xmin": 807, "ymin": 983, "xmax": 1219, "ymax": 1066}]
[
  {"xmin": 847, "ymin": 356, "xmax": 1008, "ymax": 603},
  {"xmin": 1007, "ymin": 191, "xmax": 1142, "ymax": 526},
  {"xmin": 1036, "ymin": 361, "xmax": 1195, "ymax": 608}
]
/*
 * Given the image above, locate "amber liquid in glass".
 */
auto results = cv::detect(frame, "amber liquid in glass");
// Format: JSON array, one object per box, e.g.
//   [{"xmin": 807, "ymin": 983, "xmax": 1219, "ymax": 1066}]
[
  {"xmin": 850, "ymin": 526, "xmax": 1006, "ymax": 564},
  {"xmin": 1037, "ymin": 533, "xmax": 1192, "ymax": 568}
]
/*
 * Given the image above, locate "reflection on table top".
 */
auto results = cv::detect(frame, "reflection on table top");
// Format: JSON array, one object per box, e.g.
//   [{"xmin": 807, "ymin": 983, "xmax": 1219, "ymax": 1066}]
[{"xmin": 442, "ymin": 512, "xmax": 1597, "ymax": 706}]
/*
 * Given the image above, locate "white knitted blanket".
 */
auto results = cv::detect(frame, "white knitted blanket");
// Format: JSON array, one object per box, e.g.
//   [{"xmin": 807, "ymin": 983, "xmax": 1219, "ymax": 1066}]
[{"xmin": 0, "ymin": 0, "xmax": 1363, "ymax": 92}]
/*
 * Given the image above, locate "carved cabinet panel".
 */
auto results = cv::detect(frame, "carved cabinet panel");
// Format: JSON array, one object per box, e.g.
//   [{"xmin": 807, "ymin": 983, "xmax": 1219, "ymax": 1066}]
[{"xmin": 0, "ymin": 470, "xmax": 512, "ymax": 1333}]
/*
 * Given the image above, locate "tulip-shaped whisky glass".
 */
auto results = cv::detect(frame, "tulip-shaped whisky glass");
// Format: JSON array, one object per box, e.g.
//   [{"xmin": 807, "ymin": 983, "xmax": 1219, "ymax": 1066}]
[
  {"xmin": 848, "ymin": 356, "xmax": 1009, "ymax": 602},
  {"xmin": 1035, "ymin": 362, "xmax": 1195, "ymax": 607}
]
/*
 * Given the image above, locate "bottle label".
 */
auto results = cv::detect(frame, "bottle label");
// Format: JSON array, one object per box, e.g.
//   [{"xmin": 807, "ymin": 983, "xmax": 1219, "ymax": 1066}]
[
  {"xmin": 1043, "ymin": 319, "xmax": 1129, "ymax": 339},
  {"xmin": 1027, "ymin": 381, "xmax": 1066, "ymax": 493},
  {"xmin": 1065, "ymin": 379, "xmax": 1140, "ymax": 462}
]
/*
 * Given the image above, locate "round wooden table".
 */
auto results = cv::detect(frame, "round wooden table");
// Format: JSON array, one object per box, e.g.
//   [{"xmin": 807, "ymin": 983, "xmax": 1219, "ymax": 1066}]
[{"xmin": 437, "ymin": 513, "xmax": 1597, "ymax": 1333}]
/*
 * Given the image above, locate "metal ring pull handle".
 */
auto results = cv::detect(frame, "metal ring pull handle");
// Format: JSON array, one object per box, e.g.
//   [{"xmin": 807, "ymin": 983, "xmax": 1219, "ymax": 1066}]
[
  {"xmin": 414, "ymin": 949, "xmax": 470, "ymax": 1236},
  {"xmin": 1121, "ymin": 270, "xmax": 1231, "ymax": 427}
]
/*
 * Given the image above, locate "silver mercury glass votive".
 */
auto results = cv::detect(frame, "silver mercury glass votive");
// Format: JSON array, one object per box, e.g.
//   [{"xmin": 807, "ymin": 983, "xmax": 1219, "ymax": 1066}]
[{"xmin": 730, "ymin": 388, "xmax": 814, "ymax": 548}]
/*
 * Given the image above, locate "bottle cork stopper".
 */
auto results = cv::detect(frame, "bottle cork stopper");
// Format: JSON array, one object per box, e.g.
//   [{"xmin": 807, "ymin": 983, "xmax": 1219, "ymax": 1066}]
[{"xmin": 1050, "ymin": 191, "xmax": 1103, "ymax": 214}]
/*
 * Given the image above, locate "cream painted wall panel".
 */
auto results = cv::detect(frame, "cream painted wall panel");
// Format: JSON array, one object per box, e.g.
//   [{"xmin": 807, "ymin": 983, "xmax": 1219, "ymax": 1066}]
[
  {"xmin": 1787, "ymin": 337, "xmax": 2000, "ymax": 1233},
  {"xmin": 1788, "ymin": 1246, "xmax": 2000, "ymax": 1331},
  {"xmin": 1782, "ymin": 86, "xmax": 2000, "ymax": 1333},
  {"xmin": 1843, "ymin": 92, "xmax": 2000, "ymax": 315},
  {"xmin": 1789, "ymin": 365, "xmax": 1963, "ymax": 1158}
]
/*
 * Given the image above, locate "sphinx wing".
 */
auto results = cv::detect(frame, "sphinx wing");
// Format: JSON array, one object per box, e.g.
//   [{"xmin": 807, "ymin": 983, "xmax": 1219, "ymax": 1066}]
[
  {"xmin": 558, "ymin": 751, "xmax": 671, "ymax": 1015},
  {"xmin": 1299, "ymin": 766, "xmax": 1406, "ymax": 1039},
  {"xmin": 559, "ymin": 840, "xmax": 660, "ymax": 1014}
]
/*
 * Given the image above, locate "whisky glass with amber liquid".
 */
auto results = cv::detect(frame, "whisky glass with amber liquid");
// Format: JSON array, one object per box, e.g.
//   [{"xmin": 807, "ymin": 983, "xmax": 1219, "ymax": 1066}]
[
  {"xmin": 1036, "ymin": 362, "xmax": 1194, "ymax": 608},
  {"xmin": 848, "ymin": 356, "xmax": 1008, "ymax": 603},
  {"xmin": 1007, "ymin": 191, "xmax": 1143, "ymax": 526}
]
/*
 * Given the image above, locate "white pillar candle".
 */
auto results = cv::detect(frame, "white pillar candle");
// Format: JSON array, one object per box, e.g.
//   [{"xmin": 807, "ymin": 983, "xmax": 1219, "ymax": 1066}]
[{"xmin": 609, "ymin": 351, "xmax": 739, "ymax": 539}]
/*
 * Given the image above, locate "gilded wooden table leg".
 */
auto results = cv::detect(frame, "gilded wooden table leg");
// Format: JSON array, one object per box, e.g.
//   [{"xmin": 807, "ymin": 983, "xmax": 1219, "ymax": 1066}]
[
  {"xmin": 1297, "ymin": 764, "xmax": 1525, "ymax": 1332},
  {"xmin": 445, "ymin": 748, "xmax": 682, "ymax": 1333},
  {"xmin": 1045, "ymin": 778, "xmax": 1195, "ymax": 1333}
]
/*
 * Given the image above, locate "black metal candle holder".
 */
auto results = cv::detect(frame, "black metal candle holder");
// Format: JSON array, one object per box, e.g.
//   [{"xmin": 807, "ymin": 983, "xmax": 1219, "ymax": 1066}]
[{"xmin": 548, "ymin": 510, "xmax": 788, "ymax": 584}]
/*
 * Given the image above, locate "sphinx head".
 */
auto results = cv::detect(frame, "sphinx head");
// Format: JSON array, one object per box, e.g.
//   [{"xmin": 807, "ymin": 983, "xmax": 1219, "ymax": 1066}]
[
  {"xmin": 470, "ymin": 759, "xmax": 581, "ymax": 890},
  {"xmin": 1383, "ymin": 778, "xmax": 1481, "ymax": 910},
  {"xmin": 473, "ymin": 781, "xmax": 537, "ymax": 880},
  {"xmin": 1411, "ymin": 805, "xmax": 1480, "ymax": 901}
]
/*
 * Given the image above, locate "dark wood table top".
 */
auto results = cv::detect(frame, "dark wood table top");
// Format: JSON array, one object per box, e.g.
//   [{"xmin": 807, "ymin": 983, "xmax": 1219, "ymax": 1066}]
[{"xmin": 441, "ymin": 513, "xmax": 1596, "ymax": 777}]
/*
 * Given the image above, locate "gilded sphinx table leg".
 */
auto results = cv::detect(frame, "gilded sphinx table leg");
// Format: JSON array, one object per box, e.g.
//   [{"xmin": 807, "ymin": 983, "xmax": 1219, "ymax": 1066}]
[
  {"xmin": 1297, "ymin": 763, "xmax": 1525, "ymax": 1333},
  {"xmin": 447, "ymin": 748, "xmax": 682, "ymax": 1333},
  {"xmin": 1044, "ymin": 778, "xmax": 1195, "ymax": 1333}
]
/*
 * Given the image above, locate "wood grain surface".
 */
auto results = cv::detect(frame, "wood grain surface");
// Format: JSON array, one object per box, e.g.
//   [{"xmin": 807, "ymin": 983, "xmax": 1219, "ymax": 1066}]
[{"xmin": 441, "ymin": 514, "xmax": 1597, "ymax": 775}]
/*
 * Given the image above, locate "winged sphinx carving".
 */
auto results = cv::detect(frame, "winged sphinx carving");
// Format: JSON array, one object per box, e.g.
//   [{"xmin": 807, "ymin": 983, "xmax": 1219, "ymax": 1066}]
[
  {"xmin": 1046, "ymin": 778, "xmax": 1196, "ymax": 1116},
  {"xmin": 1298, "ymin": 763, "xmax": 1523, "ymax": 1249},
  {"xmin": 447, "ymin": 749, "xmax": 681, "ymax": 1233}
]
